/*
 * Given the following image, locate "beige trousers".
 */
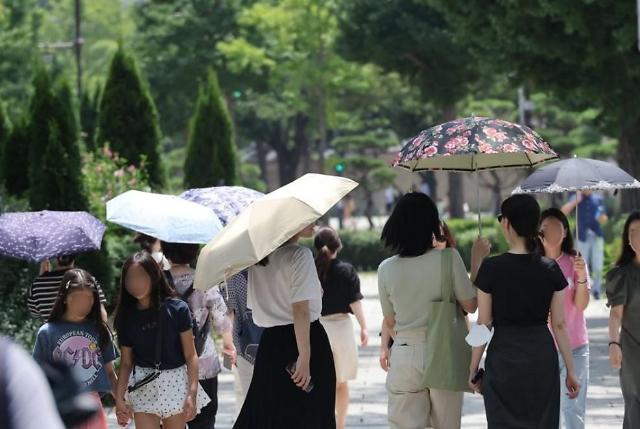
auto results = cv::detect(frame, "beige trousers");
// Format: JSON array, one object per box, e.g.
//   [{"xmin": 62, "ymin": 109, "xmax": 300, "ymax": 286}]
[{"xmin": 387, "ymin": 330, "xmax": 464, "ymax": 429}]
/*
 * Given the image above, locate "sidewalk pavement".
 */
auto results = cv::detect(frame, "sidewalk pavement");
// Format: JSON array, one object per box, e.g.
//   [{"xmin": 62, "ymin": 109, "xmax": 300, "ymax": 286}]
[{"xmin": 108, "ymin": 273, "xmax": 624, "ymax": 428}]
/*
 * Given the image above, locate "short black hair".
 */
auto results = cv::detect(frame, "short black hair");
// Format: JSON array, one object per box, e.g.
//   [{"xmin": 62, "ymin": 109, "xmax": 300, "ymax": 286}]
[
  {"xmin": 56, "ymin": 254, "xmax": 77, "ymax": 266},
  {"xmin": 160, "ymin": 241, "xmax": 200, "ymax": 265},
  {"xmin": 381, "ymin": 192, "xmax": 441, "ymax": 257}
]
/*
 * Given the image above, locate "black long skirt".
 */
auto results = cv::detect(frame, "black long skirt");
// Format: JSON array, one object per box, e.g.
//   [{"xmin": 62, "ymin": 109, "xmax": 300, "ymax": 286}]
[
  {"xmin": 483, "ymin": 325, "xmax": 560, "ymax": 428},
  {"xmin": 233, "ymin": 320, "xmax": 337, "ymax": 429}
]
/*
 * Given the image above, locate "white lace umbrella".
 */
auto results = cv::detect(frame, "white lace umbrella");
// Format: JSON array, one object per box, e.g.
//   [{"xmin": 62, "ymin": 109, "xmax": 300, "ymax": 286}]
[{"xmin": 512, "ymin": 157, "xmax": 640, "ymax": 240}]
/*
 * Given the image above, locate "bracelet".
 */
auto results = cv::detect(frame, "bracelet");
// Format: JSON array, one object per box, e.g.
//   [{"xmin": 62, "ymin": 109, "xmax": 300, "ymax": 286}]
[{"xmin": 609, "ymin": 341, "xmax": 621, "ymax": 348}]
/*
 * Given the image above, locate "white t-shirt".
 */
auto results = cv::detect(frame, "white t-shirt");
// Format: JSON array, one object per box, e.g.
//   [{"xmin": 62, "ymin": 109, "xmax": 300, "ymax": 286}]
[{"xmin": 248, "ymin": 244, "xmax": 322, "ymax": 328}]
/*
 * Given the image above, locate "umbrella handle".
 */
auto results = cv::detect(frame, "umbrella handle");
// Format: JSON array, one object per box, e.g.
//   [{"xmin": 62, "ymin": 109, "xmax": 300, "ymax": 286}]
[{"xmin": 477, "ymin": 173, "xmax": 482, "ymax": 236}]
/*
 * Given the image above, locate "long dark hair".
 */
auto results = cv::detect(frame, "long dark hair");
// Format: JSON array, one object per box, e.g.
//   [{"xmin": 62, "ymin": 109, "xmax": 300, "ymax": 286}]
[
  {"xmin": 500, "ymin": 194, "xmax": 541, "ymax": 253},
  {"xmin": 314, "ymin": 227, "xmax": 343, "ymax": 282},
  {"xmin": 48, "ymin": 268, "xmax": 111, "ymax": 349},
  {"xmin": 114, "ymin": 251, "xmax": 176, "ymax": 339},
  {"xmin": 616, "ymin": 211, "xmax": 640, "ymax": 267},
  {"xmin": 382, "ymin": 192, "xmax": 442, "ymax": 257},
  {"xmin": 539, "ymin": 208, "xmax": 577, "ymax": 256},
  {"xmin": 439, "ymin": 221, "xmax": 456, "ymax": 248}
]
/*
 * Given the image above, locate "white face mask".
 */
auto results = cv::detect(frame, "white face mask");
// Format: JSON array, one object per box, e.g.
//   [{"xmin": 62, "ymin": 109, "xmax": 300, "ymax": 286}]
[{"xmin": 151, "ymin": 252, "xmax": 171, "ymax": 270}]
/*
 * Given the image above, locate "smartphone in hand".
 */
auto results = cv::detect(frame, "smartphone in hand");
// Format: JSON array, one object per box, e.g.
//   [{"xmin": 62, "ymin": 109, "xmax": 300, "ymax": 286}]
[{"xmin": 285, "ymin": 361, "xmax": 314, "ymax": 393}]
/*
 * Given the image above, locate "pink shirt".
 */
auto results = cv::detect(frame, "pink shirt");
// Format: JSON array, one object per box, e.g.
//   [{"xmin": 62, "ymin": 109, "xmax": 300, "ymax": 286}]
[{"xmin": 549, "ymin": 253, "xmax": 590, "ymax": 349}]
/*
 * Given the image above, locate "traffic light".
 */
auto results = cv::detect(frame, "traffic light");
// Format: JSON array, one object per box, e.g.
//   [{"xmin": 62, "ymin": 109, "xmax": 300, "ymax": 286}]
[{"xmin": 334, "ymin": 162, "xmax": 345, "ymax": 174}]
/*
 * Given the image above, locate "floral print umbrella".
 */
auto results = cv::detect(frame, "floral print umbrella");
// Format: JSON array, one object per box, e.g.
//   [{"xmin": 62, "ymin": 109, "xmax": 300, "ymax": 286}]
[
  {"xmin": 0, "ymin": 211, "xmax": 106, "ymax": 263},
  {"xmin": 180, "ymin": 186, "xmax": 265, "ymax": 226},
  {"xmin": 392, "ymin": 117, "xmax": 558, "ymax": 172}
]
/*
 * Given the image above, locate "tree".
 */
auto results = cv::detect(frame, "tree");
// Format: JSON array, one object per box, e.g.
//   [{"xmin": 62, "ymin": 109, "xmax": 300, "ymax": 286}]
[
  {"xmin": 184, "ymin": 69, "xmax": 237, "ymax": 188},
  {"xmin": 134, "ymin": 0, "xmax": 249, "ymax": 139},
  {"xmin": 80, "ymin": 86, "xmax": 101, "ymax": 152},
  {"xmin": 431, "ymin": 0, "xmax": 640, "ymax": 211},
  {"xmin": 0, "ymin": 102, "xmax": 10, "ymax": 185},
  {"xmin": 28, "ymin": 66, "xmax": 87, "ymax": 211},
  {"xmin": 96, "ymin": 45, "xmax": 165, "ymax": 188},
  {"xmin": 337, "ymin": 0, "xmax": 478, "ymax": 217},
  {"xmin": 2, "ymin": 117, "xmax": 29, "ymax": 197},
  {"xmin": 332, "ymin": 131, "xmax": 397, "ymax": 229}
]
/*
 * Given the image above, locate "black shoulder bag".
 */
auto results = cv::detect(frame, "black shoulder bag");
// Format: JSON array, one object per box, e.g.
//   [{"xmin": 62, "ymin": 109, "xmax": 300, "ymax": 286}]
[{"xmin": 128, "ymin": 305, "xmax": 163, "ymax": 393}]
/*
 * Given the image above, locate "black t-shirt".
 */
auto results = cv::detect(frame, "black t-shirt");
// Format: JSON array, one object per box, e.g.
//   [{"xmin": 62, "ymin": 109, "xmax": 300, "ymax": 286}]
[
  {"xmin": 475, "ymin": 253, "xmax": 567, "ymax": 327},
  {"xmin": 118, "ymin": 298, "xmax": 193, "ymax": 369},
  {"xmin": 320, "ymin": 259, "xmax": 364, "ymax": 316}
]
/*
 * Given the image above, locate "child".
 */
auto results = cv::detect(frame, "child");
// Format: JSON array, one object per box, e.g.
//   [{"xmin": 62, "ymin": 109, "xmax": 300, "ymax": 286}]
[
  {"xmin": 113, "ymin": 251, "xmax": 210, "ymax": 429},
  {"xmin": 33, "ymin": 268, "xmax": 117, "ymax": 429}
]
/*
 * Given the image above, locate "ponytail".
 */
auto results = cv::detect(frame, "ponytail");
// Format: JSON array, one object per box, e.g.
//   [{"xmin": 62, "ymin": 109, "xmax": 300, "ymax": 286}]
[
  {"xmin": 313, "ymin": 227, "xmax": 343, "ymax": 282},
  {"xmin": 315, "ymin": 246, "xmax": 333, "ymax": 282}
]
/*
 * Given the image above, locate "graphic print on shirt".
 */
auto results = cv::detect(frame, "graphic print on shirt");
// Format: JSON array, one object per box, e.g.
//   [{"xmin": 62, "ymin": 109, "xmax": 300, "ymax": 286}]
[{"xmin": 52, "ymin": 330, "xmax": 103, "ymax": 387}]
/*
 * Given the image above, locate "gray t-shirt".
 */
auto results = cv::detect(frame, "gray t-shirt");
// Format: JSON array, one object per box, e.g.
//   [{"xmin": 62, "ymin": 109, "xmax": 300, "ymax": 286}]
[
  {"xmin": 378, "ymin": 248, "xmax": 476, "ymax": 332},
  {"xmin": 33, "ymin": 321, "xmax": 117, "ymax": 393}
]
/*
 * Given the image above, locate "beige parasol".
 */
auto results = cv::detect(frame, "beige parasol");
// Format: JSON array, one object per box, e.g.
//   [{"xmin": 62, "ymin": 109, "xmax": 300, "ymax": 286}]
[{"xmin": 193, "ymin": 173, "xmax": 358, "ymax": 290}]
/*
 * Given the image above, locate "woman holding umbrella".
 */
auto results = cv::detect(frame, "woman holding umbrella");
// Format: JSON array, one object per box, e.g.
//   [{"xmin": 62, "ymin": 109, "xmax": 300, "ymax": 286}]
[
  {"xmin": 538, "ymin": 208, "xmax": 591, "ymax": 428},
  {"xmin": 233, "ymin": 223, "xmax": 337, "ymax": 429},
  {"xmin": 469, "ymin": 195, "xmax": 580, "ymax": 428},
  {"xmin": 605, "ymin": 211, "xmax": 640, "ymax": 429}
]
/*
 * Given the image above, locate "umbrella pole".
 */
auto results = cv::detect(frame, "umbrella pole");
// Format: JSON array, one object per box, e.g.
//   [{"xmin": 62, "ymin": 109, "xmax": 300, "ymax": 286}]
[
  {"xmin": 477, "ymin": 172, "xmax": 482, "ymax": 236},
  {"xmin": 575, "ymin": 198, "xmax": 579, "ymax": 243}
]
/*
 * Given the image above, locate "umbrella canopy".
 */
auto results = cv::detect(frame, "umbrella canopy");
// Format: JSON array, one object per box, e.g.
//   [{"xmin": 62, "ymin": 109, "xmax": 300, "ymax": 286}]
[
  {"xmin": 512, "ymin": 157, "xmax": 640, "ymax": 242},
  {"xmin": 393, "ymin": 116, "xmax": 558, "ymax": 172},
  {"xmin": 106, "ymin": 190, "xmax": 223, "ymax": 244},
  {"xmin": 179, "ymin": 186, "xmax": 265, "ymax": 226},
  {"xmin": 512, "ymin": 157, "xmax": 640, "ymax": 194},
  {"xmin": 193, "ymin": 173, "xmax": 358, "ymax": 290},
  {"xmin": 0, "ymin": 211, "xmax": 106, "ymax": 263}
]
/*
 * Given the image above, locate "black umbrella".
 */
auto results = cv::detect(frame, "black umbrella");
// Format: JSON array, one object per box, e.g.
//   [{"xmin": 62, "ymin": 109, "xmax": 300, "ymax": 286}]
[{"xmin": 512, "ymin": 157, "xmax": 640, "ymax": 240}]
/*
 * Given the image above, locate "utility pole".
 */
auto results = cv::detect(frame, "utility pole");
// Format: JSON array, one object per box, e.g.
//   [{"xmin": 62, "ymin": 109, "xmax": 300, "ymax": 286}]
[{"xmin": 38, "ymin": 0, "xmax": 83, "ymax": 99}]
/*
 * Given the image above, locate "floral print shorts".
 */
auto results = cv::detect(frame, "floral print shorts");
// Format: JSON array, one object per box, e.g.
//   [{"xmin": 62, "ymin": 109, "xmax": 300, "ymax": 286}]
[{"xmin": 127, "ymin": 365, "xmax": 210, "ymax": 419}]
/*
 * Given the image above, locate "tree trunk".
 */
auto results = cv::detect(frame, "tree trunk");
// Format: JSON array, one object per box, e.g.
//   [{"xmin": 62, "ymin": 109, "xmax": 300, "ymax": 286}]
[
  {"xmin": 268, "ymin": 120, "xmax": 300, "ymax": 186},
  {"xmin": 317, "ymin": 96, "xmax": 327, "ymax": 174},
  {"xmin": 295, "ymin": 113, "xmax": 311, "ymax": 174},
  {"xmin": 255, "ymin": 139, "xmax": 269, "ymax": 191},
  {"xmin": 619, "ymin": 120, "xmax": 640, "ymax": 212}
]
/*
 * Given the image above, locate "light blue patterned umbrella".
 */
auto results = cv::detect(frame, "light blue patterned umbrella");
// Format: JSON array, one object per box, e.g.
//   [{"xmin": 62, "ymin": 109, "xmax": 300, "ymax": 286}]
[
  {"xmin": 0, "ymin": 211, "xmax": 106, "ymax": 262},
  {"xmin": 107, "ymin": 190, "xmax": 223, "ymax": 244},
  {"xmin": 179, "ymin": 186, "xmax": 265, "ymax": 225}
]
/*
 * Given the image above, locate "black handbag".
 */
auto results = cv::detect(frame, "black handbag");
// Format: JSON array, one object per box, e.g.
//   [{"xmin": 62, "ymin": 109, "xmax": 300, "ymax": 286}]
[{"xmin": 128, "ymin": 305, "xmax": 163, "ymax": 393}]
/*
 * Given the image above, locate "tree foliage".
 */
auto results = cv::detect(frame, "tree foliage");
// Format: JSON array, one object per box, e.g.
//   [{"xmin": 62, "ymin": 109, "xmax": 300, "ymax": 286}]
[
  {"xmin": 184, "ymin": 69, "xmax": 237, "ymax": 188},
  {"xmin": 96, "ymin": 45, "xmax": 164, "ymax": 188}
]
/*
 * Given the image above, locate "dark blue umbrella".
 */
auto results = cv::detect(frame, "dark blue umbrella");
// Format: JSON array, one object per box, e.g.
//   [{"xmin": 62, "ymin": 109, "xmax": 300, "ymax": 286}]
[
  {"xmin": 0, "ymin": 211, "xmax": 106, "ymax": 262},
  {"xmin": 179, "ymin": 186, "xmax": 265, "ymax": 226}
]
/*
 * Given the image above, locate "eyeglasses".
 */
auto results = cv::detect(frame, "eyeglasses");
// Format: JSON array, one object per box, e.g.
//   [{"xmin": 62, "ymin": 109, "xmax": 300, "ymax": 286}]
[{"xmin": 497, "ymin": 214, "xmax": 503, "ymax": 222}]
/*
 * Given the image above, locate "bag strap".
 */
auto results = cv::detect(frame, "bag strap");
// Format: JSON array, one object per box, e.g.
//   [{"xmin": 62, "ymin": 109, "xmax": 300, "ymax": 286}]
[
  {"xmin": 181, "ymin": 283, "xmax": 196, "ymax": 301},
  {"xmin": 440, "ymin": 248, "xmax": 455, "ymax": 304},
  {"xmin": 154, "ymin": 303, "xmax": 164, "ymax": 370}
]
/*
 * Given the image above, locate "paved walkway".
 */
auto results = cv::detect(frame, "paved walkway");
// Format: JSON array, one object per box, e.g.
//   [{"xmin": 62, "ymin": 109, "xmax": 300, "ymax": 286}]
[{"xmin": 108, "ymin": 273, "xmax": 624, "ymax": 428}]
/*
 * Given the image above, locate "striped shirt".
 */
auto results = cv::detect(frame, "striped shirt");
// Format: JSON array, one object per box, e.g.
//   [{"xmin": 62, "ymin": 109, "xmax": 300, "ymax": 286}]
[{"xmin": 27, "ymin": 270, "xmax": 107, "ymax": 320}]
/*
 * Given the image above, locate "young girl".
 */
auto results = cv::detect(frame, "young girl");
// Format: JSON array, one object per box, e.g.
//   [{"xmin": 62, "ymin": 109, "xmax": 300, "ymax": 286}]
[
  {"xmin": 314, "ymin": 227, "xmax": 367, "ymax": 429},
  {"xmin": 539, "ymin": 208, "xmax": 590, "ymax": 429},
  {"xmin": 33, "ymin": 268, "xmax": 117, "ymax": 429},
  {"xmin": 605, "ymin": 211, "xmax": 640, "ymax": 429},
  {"xmin": 114, "ymin": 251, "xmax": 210, "ymax": 429}
]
